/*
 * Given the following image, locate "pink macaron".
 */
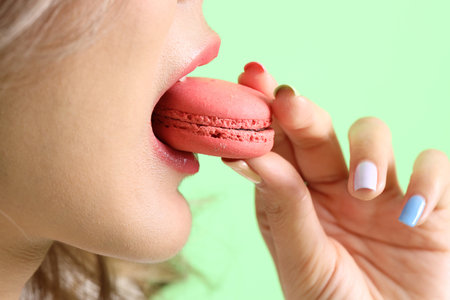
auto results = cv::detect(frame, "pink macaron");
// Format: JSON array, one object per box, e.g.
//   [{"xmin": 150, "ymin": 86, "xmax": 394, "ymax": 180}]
[{"xmin": 151, "ymin": 77, "xmax": 274, "ymax": 159}]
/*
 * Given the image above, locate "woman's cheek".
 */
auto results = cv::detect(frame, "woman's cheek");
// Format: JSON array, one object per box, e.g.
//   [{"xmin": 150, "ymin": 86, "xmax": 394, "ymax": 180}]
[
  {"xmin": 30, "ymin": 139, "xmax": 192, "ymax": 262},
  {"xmin": 3, "ymin": 0, "xmax": 190, "ymax": 262}
]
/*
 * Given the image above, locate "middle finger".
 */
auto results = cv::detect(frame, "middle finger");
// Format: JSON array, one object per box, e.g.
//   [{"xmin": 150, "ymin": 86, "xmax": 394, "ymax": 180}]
[{"xmin": 272, "ymin": 85, "xmax": 349, "ymax": 188}]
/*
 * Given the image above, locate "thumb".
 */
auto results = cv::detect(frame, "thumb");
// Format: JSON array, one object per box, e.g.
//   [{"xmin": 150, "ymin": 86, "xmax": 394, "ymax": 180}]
[{"xmin": 245, "ymin": 152, "xmax": 336, "ymax": 297}]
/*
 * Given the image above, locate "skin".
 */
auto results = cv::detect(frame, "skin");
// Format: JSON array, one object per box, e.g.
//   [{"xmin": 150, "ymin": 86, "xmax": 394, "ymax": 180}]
[
  {"xmin": 231, "ymin": 66, "xmax": 450, "ymax": 299},
  {"xmin": 0, "ymin": 0, "xmax": 218, "ymax": 298},
  {"xmin": 0, "ymin": 1, "xmax": 449, "ymax": 300}
]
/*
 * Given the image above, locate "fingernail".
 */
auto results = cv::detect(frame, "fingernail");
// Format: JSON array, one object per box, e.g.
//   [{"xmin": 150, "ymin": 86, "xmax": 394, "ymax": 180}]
[
  {"xmin": 244, "ymin": 61, "xmax": 266, "ymax": 73},
  {"xmin": 222, "ymin": 159, "xmax": 262, "ymax": 184},
  {"xmin": 354, "ymin": 160, "xmax": 377, "ymax": 191},
  {"xmin": 398, "ymin": 195, "xmax": 426, "ymax": 227},
  {"xmin": 274, "ymin": 84, "xmax": 298, "ymax": 98}
]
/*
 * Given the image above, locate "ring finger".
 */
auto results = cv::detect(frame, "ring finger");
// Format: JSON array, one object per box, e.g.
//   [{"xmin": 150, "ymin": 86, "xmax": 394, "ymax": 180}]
[{"xmin": 347, "ymin": 116, "xmax": 403, "ymax": 201}]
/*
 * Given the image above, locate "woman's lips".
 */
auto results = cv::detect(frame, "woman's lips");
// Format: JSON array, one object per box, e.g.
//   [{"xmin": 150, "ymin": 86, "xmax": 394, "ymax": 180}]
[
  {"xmin": 152, "ymin": 137, "xmax": 200, "ymax": 175},
  {"xmin": 150, "ymin": 35, "xmax": 221, "ymax": 174},
  {"xmin": 180, "ymin": 35, "xmax": 221, "ymax": 79}
]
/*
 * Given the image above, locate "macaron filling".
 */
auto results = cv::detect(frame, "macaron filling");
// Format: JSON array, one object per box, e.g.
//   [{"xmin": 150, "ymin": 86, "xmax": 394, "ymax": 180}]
[
  {"xmin": 152, "ymin": 110, "xmax": 272, "ymax": 143},
  {"xmin": 153, "ymin": 108, "xmax": 271, "ymax": 130}
]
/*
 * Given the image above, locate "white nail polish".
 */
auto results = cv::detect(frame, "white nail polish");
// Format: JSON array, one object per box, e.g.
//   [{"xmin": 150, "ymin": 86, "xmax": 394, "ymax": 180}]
[{"xmin": 354, "ymin": 160, "xmax": 377, "ymax": 191}]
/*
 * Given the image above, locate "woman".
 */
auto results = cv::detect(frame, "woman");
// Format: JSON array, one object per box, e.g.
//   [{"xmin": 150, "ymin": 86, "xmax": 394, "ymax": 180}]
[{"xmin": 0, "ymin": 0, "xmax": 449, "ymax": 299}]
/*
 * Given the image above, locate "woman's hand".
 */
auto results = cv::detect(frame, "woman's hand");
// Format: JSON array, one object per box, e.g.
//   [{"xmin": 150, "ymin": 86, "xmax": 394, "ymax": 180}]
[{"xmin": 223, "ymin": 62, "xmax": 450, "ymax": 299}]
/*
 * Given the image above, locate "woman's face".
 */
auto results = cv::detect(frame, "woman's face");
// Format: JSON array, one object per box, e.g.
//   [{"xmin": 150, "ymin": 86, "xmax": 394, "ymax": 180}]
[{"xmin": 0, "ymin": 0, "xmax": 220, "ymax": 262}]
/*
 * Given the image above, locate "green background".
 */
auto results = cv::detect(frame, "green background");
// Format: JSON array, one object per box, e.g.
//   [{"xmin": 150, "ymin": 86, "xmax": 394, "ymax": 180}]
[{"xmin": 156, "ymin": 1, "xmax": 450, "ymax": 299}]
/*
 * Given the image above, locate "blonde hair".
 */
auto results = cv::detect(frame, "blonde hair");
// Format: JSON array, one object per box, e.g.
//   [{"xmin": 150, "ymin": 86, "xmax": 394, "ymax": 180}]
[
  {"xmin": 1, "ymin": 0, "xmax": 115, "ymax": 87},
  {"xmin": 0, "ymin": 1, "xmax": 199, "ymax": 299}
]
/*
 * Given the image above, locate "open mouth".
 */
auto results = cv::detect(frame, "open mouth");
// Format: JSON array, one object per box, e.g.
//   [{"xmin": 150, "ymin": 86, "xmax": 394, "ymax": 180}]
[
  {"xmin": 150, "ymin": 77, "xmax": 200, "ymax": 175},
  {"xmin": 149, "ymin": 36, "xmax": 221, "ymax": 174}
]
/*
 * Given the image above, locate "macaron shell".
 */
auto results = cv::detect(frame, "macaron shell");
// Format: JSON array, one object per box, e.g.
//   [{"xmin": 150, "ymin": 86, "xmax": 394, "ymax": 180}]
[
  {"xmin": 152, "ymin": 77, "xmax": 274, "ymax": 159},
  {"xmin": 156, "ymin": 77, "xmax": 271, "ymax": 121}
]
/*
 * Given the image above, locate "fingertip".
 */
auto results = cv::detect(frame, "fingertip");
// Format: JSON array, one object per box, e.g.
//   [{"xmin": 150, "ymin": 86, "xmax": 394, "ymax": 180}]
[
  {"xmin": 243, "ymin": 61, "xmax": 266, "ymax": 73},
  {"xmin": 348, "ymin": 160, "xmax": 381, "ymax": 201},
  {"xmin": 271, "ymin": 90, "xmax": 313, "ymax": 131},
  {"xmin": 397, "ymin": 149, "xmax": 450, "ymax": 228},
  {"xmin": 237, "ymin": 63, "xmax": 278, "ymax": 98},
  {"xmin": 222, "ymin": 157, "xmax": 262, "ymax": 184},
  {"xmin": 398, "ymin": 194, "xmax": 427, "ymax": 227},
  {"xmin": 237, "ymin": 72, "xmax": 245, "ymax": 84},
  {"xmin": 273, "ymin": 84, "xmax": 297, "ymax": 98}
]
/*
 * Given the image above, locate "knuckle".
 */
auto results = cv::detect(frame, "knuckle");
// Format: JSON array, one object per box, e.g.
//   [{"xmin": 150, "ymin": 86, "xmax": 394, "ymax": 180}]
[
  {"xmin": 258, "ymin": 184, "xmax": 309, "ymax": 226},
  {"xmin": 263, "ymin": 200, "xmax": 284, "ymax": 217},
  {"xmin": 349, "ymin": 116, "xmax": 391, "ymax": 139},
  {"xmin": 262, "ymin": 200, "xmax": 289, "ymax": 227}
]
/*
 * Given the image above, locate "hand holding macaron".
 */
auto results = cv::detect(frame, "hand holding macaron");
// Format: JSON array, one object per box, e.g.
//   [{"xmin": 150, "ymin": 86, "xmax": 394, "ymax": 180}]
[{"xmin": 222, "ymin": 62, "xmax": 450, "ymax": 299}]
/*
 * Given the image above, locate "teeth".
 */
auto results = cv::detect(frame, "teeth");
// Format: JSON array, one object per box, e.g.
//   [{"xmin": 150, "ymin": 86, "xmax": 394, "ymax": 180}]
[
  {"xmin": 193, "ymin": 153, "xmax": 199, "ymax": 160},
  {"xmin": 178, "ymin": 76, "xmax": 187, "ymax": 82}
]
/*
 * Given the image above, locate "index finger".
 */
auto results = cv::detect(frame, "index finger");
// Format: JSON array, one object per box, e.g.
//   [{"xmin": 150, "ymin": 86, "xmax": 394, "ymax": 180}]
[
  {"xmin": 238, "ymin": 62, "xmax": 278, "ymax": 99},
  {"xmin": 238, "ymin": 62, "xmax": 299, "ymax": 173}
]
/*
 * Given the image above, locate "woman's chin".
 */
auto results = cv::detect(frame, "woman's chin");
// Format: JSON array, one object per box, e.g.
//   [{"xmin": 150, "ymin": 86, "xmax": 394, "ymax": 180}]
[{"xmin": 107, "ymin": 190, "xmax": 193, "ymax": 263}]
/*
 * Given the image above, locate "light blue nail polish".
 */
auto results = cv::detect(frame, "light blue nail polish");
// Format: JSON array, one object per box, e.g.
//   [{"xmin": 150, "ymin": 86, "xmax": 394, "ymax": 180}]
[{"xmin": 398, "ymin": 195, "xmax": 426, "ymax": 227}]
